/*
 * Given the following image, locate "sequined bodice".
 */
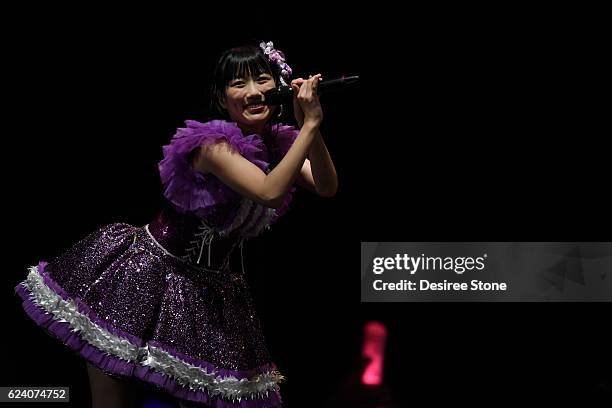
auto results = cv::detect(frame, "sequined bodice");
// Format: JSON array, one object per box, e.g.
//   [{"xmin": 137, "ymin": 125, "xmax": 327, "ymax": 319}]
[{"xmin": 147, "ymin": 201, "xmax": 242, "ymax": 271}]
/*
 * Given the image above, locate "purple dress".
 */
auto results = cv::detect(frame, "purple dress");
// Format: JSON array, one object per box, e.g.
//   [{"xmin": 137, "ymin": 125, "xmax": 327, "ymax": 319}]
[{"xmin": 15, "ymin": 120, "xmax": 299, "ymax": 408}]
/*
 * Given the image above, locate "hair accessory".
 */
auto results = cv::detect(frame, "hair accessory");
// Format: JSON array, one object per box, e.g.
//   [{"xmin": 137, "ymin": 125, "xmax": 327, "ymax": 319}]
[{"xmin": 259, "ymin": 41, "xmax": 292, "ymax": 86}]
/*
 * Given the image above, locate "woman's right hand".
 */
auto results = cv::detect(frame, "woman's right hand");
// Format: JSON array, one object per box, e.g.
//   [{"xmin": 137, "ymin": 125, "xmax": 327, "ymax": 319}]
[{"xmin": 291, "ymin": 74, "xmax": 323, "ymax": 128}]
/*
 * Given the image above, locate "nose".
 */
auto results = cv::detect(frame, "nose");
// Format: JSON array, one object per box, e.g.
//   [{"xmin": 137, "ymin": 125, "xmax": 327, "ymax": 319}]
[
  {"xmin": 246, "ymin": 81, "xmax": 264, "ymax": 103},
  {"xmin": 245, "ymin": 80, "xmax": 264, "ymax": 101}
]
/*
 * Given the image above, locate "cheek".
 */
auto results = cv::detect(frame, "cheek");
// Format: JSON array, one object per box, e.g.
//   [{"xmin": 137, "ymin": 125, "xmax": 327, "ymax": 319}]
[
  {"xmin": 224, "ymin": 89, "xmax": 242, "ymax": 104},
  {"xmin": 224, "ymin": 98, "xmax": 242, "ymax": 115}
]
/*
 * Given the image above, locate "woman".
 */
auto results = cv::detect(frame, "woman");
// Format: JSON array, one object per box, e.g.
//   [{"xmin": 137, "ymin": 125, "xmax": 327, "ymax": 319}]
[{"xmin": 15, "ymin": 40, "xmax": 337, "ymax": 407}]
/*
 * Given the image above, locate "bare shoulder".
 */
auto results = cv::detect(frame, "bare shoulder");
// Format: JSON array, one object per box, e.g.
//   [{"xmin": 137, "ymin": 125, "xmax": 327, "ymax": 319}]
[{"xmin": 191, "ymin": 139, "xmax": 239, "ymax": 175}]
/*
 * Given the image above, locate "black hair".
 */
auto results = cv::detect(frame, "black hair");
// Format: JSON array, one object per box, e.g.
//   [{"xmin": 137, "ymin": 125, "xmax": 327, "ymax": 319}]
[{"xmin": 209, "ymin": 42, "xmax": 285, "ymax": 126}]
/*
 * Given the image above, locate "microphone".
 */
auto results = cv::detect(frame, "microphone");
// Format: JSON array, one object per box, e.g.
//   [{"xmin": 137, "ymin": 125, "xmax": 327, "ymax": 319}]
[{"xmin": 262, "ymin": 75, "xmax": 359, "ymax": 105}]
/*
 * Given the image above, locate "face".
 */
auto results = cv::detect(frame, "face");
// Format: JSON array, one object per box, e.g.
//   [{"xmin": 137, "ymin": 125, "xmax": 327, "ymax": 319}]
[{"xmin": 221, "ymin": 72, "xmax": 276, "ymax": 131}]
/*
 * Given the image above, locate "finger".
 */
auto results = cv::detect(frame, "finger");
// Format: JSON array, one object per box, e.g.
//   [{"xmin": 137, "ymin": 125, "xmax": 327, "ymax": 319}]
[
  {"xmin": 312, "ymin": 74, "xmax": 321, "ymax": 92},
  {"xmin": 304, "ymin": 76, "xmax": 313, "ymax": 98},
  {"xmin": 292, "ymin": 79, "xmax": 305, "ymax": 90},
  {"xmin": 298, "ymin": 78, "xmax": 308, "ymax": 98},
  {"xmin": 307, "ymin": 75, "xmax": 318, "ymax": 96}
]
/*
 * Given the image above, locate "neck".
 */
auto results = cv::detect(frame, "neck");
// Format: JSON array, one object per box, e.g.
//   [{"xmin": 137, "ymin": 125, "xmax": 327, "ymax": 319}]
[{"xmin": 237, "ymin": 121, "xmax": 272, "ymax": 136}]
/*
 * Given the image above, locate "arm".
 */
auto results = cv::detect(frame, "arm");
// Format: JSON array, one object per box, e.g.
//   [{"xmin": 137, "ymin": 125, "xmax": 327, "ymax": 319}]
[
  {"xmin": 193, "ymin": 123, "xmax": 319, "ymax": 209},
  {"xmin": 296, "ymin": 129, "xmax": 338, "ymax": 197},
  {"xmin": 291, "ymin": 76, "xmax": 338, "ymax": 197},
  {"xmin": 193, "ymin": 75, "xmax": 323, "ymax": 209}
]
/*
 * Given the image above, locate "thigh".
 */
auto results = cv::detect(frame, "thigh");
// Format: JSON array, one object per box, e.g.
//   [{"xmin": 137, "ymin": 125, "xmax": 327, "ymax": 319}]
[{"xmin": 86, "ymin": 363, "xmax": 138, "ymax": 408}]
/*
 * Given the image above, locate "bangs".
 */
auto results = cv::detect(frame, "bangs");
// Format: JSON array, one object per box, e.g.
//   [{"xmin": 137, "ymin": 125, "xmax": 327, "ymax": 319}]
[
  {"xmin": 223, "ymin": 50, "xmax": 273, "ymax": 83},
  {"xmin": 210, "ymin": 43, "xmax": 283, "ymax": 118}
]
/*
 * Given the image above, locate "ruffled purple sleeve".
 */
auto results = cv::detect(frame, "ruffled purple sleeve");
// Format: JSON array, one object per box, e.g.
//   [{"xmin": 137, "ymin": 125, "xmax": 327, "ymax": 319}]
[{"xmin": 158, "ymin": 120, "xmax": 269, "ymax": 217}]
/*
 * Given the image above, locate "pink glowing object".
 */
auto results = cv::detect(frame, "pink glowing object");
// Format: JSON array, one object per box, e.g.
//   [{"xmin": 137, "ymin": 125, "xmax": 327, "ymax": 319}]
[{"xmin": 361, "ymin": 321, "xmax": 388, "ymax": 385}]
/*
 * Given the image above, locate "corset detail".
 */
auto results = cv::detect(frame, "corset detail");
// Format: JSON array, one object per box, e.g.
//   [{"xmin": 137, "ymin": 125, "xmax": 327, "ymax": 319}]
[{"xmin": 147, "ymin": 202, "xmax": 242, "ymax": 271}]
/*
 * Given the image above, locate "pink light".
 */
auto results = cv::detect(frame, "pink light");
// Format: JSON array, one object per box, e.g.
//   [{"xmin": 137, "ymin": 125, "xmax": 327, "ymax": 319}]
[{"xmin": 361, "ymin": 321, "xmax": 388, "ymax": 385}]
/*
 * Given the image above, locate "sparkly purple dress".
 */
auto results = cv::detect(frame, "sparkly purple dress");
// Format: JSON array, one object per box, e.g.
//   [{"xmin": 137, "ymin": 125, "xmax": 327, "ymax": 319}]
[{"xmin": 15, "ymin": 120, "xmax": 299, "ymax": 408}]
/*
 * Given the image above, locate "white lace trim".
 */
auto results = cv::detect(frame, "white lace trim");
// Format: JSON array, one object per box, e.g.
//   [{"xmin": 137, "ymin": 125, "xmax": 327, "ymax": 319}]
[
  {"xmin": 244, "ymin": 207, "xmax": 277, "ymax": 238},
  {"xmin": 217, "ymin": 198, "xmax": 254, "ymax": 237},
  {"xmin": 22, "ymin": 266, "xmax": 281, "ymax": 401},
  {"xmin": 239, "ymin": 204, "xmax": 265, "ymax": 236},
  {"xmin": 217, "ymin": 198, "xmax": 276, "ymax": 239}
]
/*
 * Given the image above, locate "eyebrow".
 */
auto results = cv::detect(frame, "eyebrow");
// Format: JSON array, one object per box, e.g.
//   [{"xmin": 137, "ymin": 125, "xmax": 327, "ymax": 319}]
[{"xmin": 230, "ymin": 73, "xmax": 271, "ymax": 82}]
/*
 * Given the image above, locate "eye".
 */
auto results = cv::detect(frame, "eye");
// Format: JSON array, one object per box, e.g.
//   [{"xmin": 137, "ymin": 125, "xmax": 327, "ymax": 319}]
[{"xmin": 230, "ymin": 80, "xmax": 245, "ymax": 88}]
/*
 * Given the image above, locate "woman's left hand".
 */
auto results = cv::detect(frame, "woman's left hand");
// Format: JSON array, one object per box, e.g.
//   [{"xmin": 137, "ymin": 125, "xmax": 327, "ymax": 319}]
[{"xmin": 291, "ymin": 75, "xmax": 323, "ymax": 128}]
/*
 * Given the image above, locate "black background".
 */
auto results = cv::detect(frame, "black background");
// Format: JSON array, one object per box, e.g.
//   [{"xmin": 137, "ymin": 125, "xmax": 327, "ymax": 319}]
[{"xmin": 4, "ymin": 6, "xmax": 610, "ymax": 407}]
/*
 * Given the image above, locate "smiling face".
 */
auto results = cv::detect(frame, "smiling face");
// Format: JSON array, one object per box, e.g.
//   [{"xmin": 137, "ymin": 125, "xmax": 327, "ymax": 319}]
[
  {"xmin": 221, "ymin": 72, "xmax": 277, "ymax": 133},
  {"xmin": 210, "ymin": 45, "xmax": 282, "ymax": 135}
]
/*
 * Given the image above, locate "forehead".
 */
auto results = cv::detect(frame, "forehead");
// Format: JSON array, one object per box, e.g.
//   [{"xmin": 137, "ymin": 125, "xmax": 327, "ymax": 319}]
[
  {"xmin": 224, "ymin": 55, "xmax": 272, "ymax": 79},
  {"xmin": 229, "ymin": 64, "xmax": 271, "ymax": 80},
  {"xmin": 229, "ymin": 71, "xmax": 272, "ymax": 81}
]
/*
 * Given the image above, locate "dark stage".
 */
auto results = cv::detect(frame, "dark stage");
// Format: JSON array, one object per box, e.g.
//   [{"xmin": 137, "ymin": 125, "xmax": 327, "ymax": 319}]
[{"xmin": 4, "ymin": 8, "xmax": 610, "ymax": 407}]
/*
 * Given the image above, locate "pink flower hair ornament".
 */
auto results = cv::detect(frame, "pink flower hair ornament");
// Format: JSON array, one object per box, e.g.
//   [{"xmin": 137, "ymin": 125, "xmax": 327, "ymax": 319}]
[{"xmin": 259, "ymin": 41, "xmax": 292, "ymax": 86}]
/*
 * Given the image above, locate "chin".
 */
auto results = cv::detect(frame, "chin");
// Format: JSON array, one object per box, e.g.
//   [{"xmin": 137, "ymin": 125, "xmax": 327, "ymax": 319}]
[{"xmin": 242, "ymin": 111, "xmax": 272, "ymax": 123}]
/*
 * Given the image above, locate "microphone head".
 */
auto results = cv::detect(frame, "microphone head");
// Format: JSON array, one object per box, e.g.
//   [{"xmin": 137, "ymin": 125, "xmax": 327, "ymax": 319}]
[{"xmin": 263, "ymin": 86, "xmax": 293, "ymax": 105}]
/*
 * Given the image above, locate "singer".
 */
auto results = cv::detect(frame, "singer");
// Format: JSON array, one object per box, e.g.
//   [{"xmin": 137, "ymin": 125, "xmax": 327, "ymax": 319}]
[{"xmin": 14, "ymin": 40, "xmax": 337, "ymax": 407}]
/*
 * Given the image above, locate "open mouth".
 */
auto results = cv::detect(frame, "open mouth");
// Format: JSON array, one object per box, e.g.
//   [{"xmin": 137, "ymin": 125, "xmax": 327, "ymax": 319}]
[{"xmin": 244, "ymin": 103, "xmax": 265, "ymax": 113}]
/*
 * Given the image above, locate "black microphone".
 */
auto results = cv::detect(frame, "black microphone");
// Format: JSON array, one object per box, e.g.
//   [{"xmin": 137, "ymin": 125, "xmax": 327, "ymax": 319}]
[{"xmin": 262, "ymin": 75, "xmax": 359, "ymax": 105}]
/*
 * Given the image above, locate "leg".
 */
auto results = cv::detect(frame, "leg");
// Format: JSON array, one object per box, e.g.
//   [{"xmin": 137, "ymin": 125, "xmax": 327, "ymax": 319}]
[{"xmin": 86, "ymin": 362, "xmax": 138, "ymax": 408}]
